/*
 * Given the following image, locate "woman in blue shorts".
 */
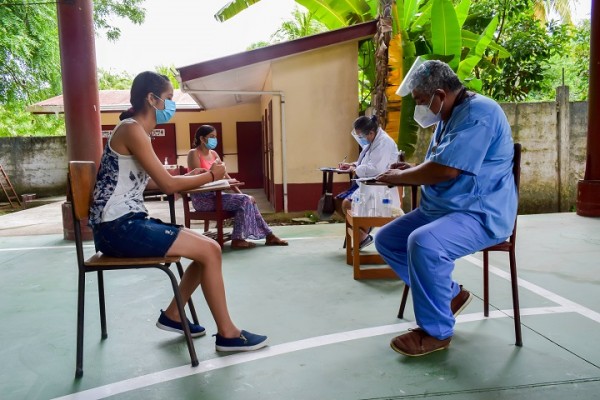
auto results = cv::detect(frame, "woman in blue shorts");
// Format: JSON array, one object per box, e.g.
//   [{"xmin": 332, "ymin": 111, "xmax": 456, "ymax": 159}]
[{"xmin": 89, "ymin": 71, "xmax": 267, "ymax": 352}]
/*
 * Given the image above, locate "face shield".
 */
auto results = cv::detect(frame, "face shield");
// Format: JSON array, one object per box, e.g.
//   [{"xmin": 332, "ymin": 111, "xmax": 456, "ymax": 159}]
[
  {"xmin": 350, "ymin": 129, "xmax": 369, "ymax": 147},
  {"xmin": 396, "ymin": 56, "xmax": 426, "ymax": 97}
]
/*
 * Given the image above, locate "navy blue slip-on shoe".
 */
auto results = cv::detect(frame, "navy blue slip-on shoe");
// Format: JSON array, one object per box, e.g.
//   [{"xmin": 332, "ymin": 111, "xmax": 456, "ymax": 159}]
[
  {"xmin": 156, "ymin": 310, "xmax": 206, "ymax": 338},
  {"xmin": 214, "ymin": 330, "xmax": 268, "ymax": 352},
  {"xmin": 359, "ymin": 234, "xmax": 374, "ymax": 250}
]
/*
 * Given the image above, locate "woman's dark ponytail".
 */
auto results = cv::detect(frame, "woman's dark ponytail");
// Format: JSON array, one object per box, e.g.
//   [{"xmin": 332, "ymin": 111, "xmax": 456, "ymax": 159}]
[{"xmin": 119, "ymin": 107, "xmax": 135, "ymax": 121}]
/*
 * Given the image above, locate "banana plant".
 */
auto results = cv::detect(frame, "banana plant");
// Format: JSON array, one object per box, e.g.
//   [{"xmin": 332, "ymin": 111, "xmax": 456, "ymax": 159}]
[
  {"xmin": 214, "ymin": 0, "xmax": 509, "ymax": 158},
  {"xmin": 388, "ymin": 0, "xmax": 510, "ymax": 157},
  {"xmin": 215, "ymin": 0, "xmax": 374, "ymax": 28}
]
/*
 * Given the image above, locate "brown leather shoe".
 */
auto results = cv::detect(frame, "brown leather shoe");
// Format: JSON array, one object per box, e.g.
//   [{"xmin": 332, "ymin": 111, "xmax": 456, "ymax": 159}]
[
  {"xmin": 451, "ymin": 285, "xmax": 472, "ymax": 316},
  {"xmin": 390, "ymin": 328, "xmax": 451, "ymax": 356}
]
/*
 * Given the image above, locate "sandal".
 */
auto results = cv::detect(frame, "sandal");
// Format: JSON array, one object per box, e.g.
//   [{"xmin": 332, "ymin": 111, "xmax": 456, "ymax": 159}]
[
  {"xmin": 265, "ymin": 235, "xmax": 288, "ymax": 246},
  {"xmin": 231, "ymin": 240, "xmax": 257, "ymax": 249}
]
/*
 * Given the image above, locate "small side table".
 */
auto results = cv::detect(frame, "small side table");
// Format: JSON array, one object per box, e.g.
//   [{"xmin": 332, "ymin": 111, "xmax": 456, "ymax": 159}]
[
  {"xmin": 345, "ymin": 182, "xmax": 419, "ymax": 280},
  {"xmin": 345, "ymin": 211, "xmax": 398, "ymax": 280}
]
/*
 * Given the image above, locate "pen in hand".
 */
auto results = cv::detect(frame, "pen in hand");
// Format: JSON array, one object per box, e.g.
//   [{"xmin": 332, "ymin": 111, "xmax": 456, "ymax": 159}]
[{"xmin": 338, "ymin": 155, "xmax": 347, "ymax": 169}]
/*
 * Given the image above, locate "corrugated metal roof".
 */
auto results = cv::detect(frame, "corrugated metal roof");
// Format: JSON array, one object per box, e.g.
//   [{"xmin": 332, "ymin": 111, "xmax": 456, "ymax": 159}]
[
  {"xmin": 176, "ymin": 21, "xmax": 377, "ymax": 110},
  {"xmin": 27, "ymin": 89, "xmax": 201, "ymax": 114}
]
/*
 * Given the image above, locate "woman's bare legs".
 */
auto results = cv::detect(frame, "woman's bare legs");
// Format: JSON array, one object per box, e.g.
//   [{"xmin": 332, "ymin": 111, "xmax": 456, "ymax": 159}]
[{"xmin": 164, "ymin": 228, "xmax": 240, "ymax": 338}]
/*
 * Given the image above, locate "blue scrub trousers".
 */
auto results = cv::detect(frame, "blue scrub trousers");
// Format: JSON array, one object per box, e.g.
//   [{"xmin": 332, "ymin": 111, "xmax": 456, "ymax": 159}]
[{"xmin": 374, "ymin": 208, "xmax": 506, "ymax": 340}]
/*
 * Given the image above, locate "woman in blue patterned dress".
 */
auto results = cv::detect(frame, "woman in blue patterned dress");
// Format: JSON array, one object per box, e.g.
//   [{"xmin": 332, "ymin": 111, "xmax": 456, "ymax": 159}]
[
  {"xmin": 186, "ymin": 125, "xmax": 288, "ymax": 249},
  {"xmin": 89, "ymin": 71, "xmax": 267, "ymax": 352}
]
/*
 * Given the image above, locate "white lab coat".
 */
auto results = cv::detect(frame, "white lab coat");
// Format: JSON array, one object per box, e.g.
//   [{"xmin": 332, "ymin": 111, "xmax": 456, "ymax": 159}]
[{"xmin": 353, "ymin": 128, "xmax": 402, "ymax": 211}]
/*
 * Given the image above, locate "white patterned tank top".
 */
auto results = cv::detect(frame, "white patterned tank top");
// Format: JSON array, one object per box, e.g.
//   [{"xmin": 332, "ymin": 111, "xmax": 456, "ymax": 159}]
[{"xmin": 89, "ymin": 119, "xmax": 150, "ymax": 227}]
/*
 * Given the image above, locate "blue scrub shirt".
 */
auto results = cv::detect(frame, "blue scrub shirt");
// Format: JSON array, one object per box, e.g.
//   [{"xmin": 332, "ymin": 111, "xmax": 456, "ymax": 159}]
[{"xmin": 419, "ymin": 94, "xmax": 517, "ymax": 239}]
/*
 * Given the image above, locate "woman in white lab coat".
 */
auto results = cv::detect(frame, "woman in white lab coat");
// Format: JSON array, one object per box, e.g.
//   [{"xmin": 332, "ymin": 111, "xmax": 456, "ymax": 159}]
[{"xmin": 337, "ymin": 115, "xmax": 401, "ymax": 248}]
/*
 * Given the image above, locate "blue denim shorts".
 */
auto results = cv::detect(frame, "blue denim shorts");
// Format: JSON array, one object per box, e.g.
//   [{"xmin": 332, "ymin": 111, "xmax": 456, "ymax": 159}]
[{"xmin": 92, "ymin": 212, "xmax": 182, "ymax": 258}]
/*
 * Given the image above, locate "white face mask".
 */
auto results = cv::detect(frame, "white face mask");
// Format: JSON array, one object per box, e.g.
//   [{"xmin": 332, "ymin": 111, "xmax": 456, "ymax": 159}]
[{"xmin": 414, "ymin": 93, "xmax": 443, "ymax": 128}]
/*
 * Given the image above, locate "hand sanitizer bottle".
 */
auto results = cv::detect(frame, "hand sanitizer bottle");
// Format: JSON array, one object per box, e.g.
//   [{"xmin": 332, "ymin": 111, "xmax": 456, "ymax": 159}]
[{"xmin": 381, "ymin": 187, "xmax": 392, "ymax": 217}]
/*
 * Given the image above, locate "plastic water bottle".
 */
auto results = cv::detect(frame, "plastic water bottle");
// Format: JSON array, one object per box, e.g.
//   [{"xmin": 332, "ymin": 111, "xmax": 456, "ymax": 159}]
[
  {"xmin": 366, "ymin": 192, "xmax": 375, "ymax": 217},
  {"xmin": 351, "ymin": 191, "xmax": 362, "ymax": 216},
  {"xmin": 381, "ymin": 187, "xmax": 392, "ymax": 217}
]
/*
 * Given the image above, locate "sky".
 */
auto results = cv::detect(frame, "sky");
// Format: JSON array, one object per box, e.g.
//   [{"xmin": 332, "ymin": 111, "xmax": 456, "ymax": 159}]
[
  {"xmin": 94, "ymin": 0, "xmax": 593, "ymax": 75},
  {"xmin": 94, "ymin": 0, "xmax": 298, "ymax": 74}
]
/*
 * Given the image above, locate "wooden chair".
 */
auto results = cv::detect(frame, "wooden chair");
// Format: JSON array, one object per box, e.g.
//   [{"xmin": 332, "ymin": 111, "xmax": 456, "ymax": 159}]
[
  {"xmin": 179, "ymin": 166, "xmax": 236, "ymax": 248},
  {"xmin": 68, "ymin": 161, "xmax": 199, "ymax": 378},
  {"xmin": 397, "ymin": 143, "xmax": 523, "ymax": 346}
]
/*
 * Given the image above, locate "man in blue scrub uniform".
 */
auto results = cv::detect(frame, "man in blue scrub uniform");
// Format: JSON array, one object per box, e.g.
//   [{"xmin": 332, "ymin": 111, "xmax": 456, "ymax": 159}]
[{"xmin": 374, "ymin": 60, "xmax": 517, "ymax": 356}]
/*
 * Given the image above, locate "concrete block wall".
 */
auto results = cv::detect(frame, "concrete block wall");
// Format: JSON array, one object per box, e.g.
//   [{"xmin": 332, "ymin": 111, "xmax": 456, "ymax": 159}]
[
  {"xmin": 408, "ymin": 88, "xmax": 587, "ymax": 214},
  {"xmin": 0, "ymin": 91, "xmax": 591, "ymax": 214},
  {"xmin": 0, "ymin": 136, "xmax": 68, "ymax": 199}
]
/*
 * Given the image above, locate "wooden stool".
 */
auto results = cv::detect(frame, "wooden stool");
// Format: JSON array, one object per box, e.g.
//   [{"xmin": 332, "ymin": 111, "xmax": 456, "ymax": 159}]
[{"xmin": 345, "ymin": 211, "xmax": 397, "ymax": 280}]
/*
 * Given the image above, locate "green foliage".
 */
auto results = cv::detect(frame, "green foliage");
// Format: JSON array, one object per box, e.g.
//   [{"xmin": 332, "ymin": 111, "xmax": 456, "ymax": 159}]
[
  {"xmin": 475, "ymin": 6, "xmax": 553, "ymax": 101},
  {"xmin": 247, "ymin": 41, "xmax": 271, "ymax": 50},
  {"xmin": 527, "ymin": 20, "xmax": 590, "ymax": 101},
  {"xmin": 214, "ymin": 0, "xmax": 262, "ymax": 22},
  {"xmin": 271, "ymin": 7, "xmax": 328, "ymax": 42},
  {"xmin": 247, "ymin": 6, "xmax": 327, "ymax": 49},
  {"xmin": 0, "ymin": 104, "xmax": 64, "ymax": 137},
  {"xmin": 1, "ymin": 1, "xmax": 147, "ymax": 137},
  {"xmin": 0, "ymin": 3, "xmax": 61, "ymax": 105},
  {"xmin": 97, "ymin": 69, "xmax": 135, "ymax": 90},
  {"xmin": 154, "ymin": 65, "xmax": 180, "ymax": 89},
  {"xmin": 466, "ymin": 0, "xmax": 585, "ymax": 102},
  {"xmin": 358, "ymin": 39, "xmax": 376, "ymax": 112},
  {"xmin": 93, "ymin": 0, "xmax": 146, "ymax": 42}
]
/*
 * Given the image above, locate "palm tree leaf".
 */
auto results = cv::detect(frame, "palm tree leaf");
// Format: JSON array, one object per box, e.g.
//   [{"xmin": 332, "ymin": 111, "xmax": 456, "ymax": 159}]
[
  {"xmin": 296, "ymin": 0, "xmax": 373, "ymax": 29},
  {"xmin": 431, "ymin": 0, "xmax": 461, "ymax": 69},
  {"xmin": 454, "ymin": 0, "xmax": 470, "ymax": 28},
  {"xmin": 457, "ymin": 16, "xmax": 498, "ymax": 80},
  {"xmin": 402, "ymin": 0, "xmax": 419, "ymax": 30},
  {"xmin": 213, "ymin": 0, "xmax": 263, "ymax": 22},
  {"xmin": 461, "ymin": 29, "xmax": 510, "ymax": 58},
  {"xmin": 410, "ymin": 2, "xmax": 432, "ymax": 30}
]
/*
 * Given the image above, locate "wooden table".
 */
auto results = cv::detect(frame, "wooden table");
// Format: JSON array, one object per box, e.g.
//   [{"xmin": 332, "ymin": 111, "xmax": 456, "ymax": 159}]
[{"xmin": 345, "ymin": 181, "xmax": 419, "ymax": 280}]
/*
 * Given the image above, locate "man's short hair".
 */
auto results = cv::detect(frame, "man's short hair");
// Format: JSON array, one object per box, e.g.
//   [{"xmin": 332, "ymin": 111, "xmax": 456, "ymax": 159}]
[{"xmin": 409, "ymin": 60, "xmax": 463, "ymax": 96}]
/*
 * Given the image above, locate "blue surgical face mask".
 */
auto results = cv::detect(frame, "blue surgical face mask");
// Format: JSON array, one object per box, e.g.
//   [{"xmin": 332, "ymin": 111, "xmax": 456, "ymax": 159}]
[
  {"xmin": 152, "ymin": 94, "xmax": 176, "ymax": 124},
  {"xmin": 206, "ymin": 137, "xmax": 218, "ymax": 150},
  {"xmin": 358, "ymin": 136, "xmax": 370, "ymax": 147}
]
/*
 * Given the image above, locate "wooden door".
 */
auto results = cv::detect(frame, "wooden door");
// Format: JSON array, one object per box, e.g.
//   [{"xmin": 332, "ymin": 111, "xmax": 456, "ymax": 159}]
[{"xmin": 235, "ymin": 121, "xmax": 263, "ymax": 188}]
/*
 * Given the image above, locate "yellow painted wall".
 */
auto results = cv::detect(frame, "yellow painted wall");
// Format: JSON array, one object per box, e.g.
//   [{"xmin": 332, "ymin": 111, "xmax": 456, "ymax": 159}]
[
  {"xmin": 100, "ymin": 102, "xmax": 262, "ymax": 173},
  {"xmin": 99, "ymin": 41, "xmax": 361, "ymax": 187},
  {"xmin": 270, "ymin": 42, "xmax": 360, "ymax": 185}
]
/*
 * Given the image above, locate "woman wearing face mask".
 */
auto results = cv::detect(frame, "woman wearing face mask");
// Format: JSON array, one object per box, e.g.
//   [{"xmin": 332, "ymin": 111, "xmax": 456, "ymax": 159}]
[
  {"xmin": 90, "ymin": 71, "xmax": 268, "ymax": 352},
  {"xmin": 336, "ymin": 115, "xmax": 400, "ymax": 249},
  {"xmin": 186, "ymin": 125, "xmax": 288, "ymax": 249}
]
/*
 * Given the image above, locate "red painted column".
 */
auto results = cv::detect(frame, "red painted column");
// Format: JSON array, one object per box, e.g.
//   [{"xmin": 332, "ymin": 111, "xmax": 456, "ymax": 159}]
[
  {"xmin": 57, "ymin": 0, "xmax": 102, "ymax": 239},
  {"xmin": 57, "ymin": 0, "xmax": 102, "ymax": 163},
  {"xmin": 577, "ymin": 0, "xmax": 600, "ymax": 216}
]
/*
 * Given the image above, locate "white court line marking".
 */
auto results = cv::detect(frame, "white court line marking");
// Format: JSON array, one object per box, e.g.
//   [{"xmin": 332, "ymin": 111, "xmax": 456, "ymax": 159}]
[
  {"xmin": 0, "ymin": 237, "xmax": 324, "ymax": 253},
  {"xmin": 463, "ymin": 255, "xmax": 600, "ymax": 323},
  {"xmin": 50, "ymin": 257, "xmax": 600, "ymax": 400},
  {"xmin": 50, "ymin": 305, "xmax": 575, "ymax": 400}
]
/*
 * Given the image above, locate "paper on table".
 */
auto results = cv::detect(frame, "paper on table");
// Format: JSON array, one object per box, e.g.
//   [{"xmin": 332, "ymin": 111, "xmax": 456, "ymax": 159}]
[
  {"xmin": 353, "ymin": 176, "xmax": 378, "ymax": 183},
  {"xmin": 319, "ymin": 167, "xmax": 350, "ymax": 173},
  {"xmin": 200, "ymin": 179, "xmax": 230, "ymax": 189}
]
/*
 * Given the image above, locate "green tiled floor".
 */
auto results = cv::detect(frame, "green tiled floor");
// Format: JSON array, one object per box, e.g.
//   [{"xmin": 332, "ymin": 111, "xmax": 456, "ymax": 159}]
[{"xmin": 1, "ymin": 212, "xmax": 599, "ymax": 399}]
